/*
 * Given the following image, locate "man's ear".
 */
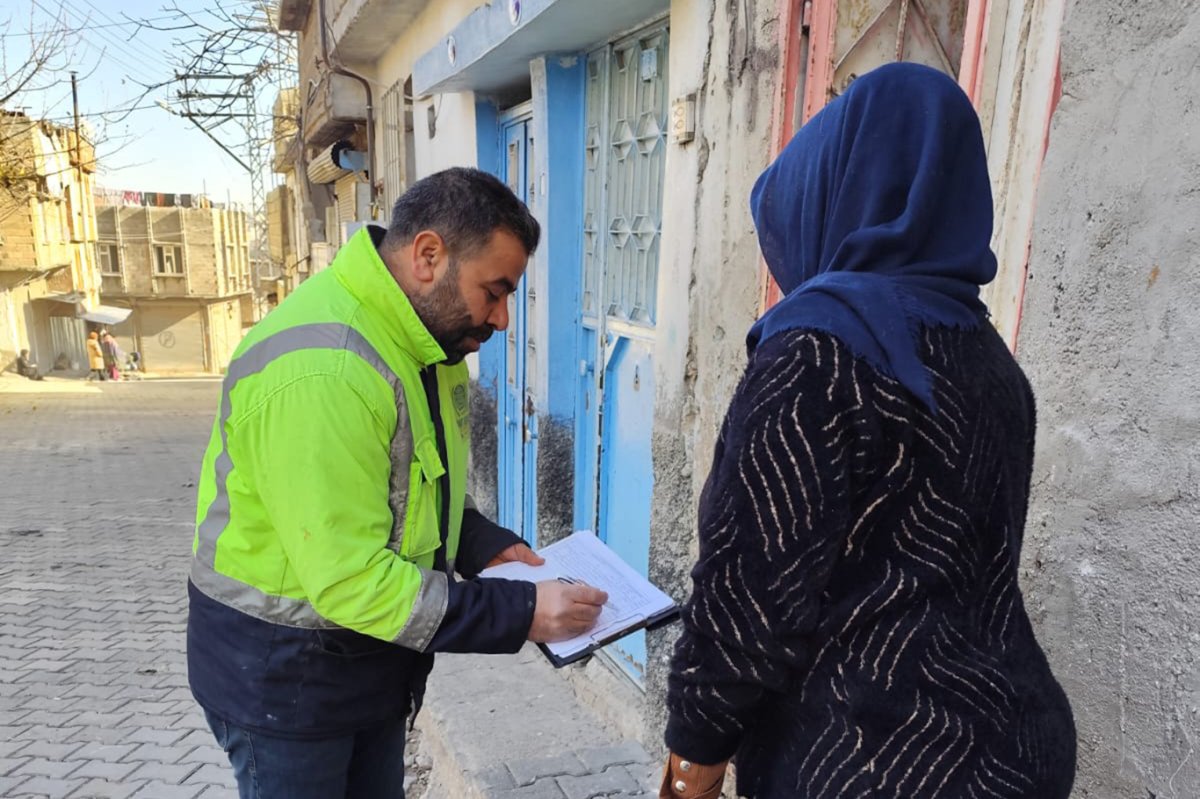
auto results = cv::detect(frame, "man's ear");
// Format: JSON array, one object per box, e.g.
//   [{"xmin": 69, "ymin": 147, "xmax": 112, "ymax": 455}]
[{"xmin": 411, "ymin": 230, "xmax": 446, "ymax": 285}]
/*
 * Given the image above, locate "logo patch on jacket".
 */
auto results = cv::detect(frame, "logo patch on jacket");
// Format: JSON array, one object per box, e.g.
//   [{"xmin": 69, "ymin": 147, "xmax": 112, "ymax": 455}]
[{"xmin": 452, "ymin": 384, "xmax": 469, "ymax": 438}]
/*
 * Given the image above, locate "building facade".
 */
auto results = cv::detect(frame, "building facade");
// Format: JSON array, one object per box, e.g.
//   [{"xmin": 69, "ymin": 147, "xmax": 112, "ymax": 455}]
[
  {"xmin": 0, "ymin": 111, "xmax": 102, "ymax": 374},
  {"xmin": 95, "ymin": 202, "xmax": 252, "ymax": 374},
  {"xmin": 270, "ymin": 0, "xmax": 1198, "ymax": 792}
]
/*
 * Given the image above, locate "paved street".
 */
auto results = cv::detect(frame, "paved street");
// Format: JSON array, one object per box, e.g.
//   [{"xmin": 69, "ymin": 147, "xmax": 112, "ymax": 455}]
[{"xmin": 0, "ymin": 379, "xmax": 237, "ymax": 799}]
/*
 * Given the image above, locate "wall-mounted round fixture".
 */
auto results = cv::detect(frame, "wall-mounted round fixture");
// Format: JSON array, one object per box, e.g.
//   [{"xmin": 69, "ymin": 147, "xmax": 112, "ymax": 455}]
[
  {"xmin": 508, "ymin": 0, "xmax": 521, "ymax": 25},
  {"xmin": 447, "ymin": 36, "xmax": 457, "ymax": 66}
]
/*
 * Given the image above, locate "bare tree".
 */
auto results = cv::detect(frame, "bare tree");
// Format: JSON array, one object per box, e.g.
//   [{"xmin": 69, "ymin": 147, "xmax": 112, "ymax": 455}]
[
  {"xmin": 0, "ymin": 2, "xmax": 79, "ymax": 110},
  {"xmin": 0, "ymin": 1, "xmax": 150, "ymax": 199},
  {"xmin": 0, "ymin": 2, "xmax": 82, "ymax": 196}
]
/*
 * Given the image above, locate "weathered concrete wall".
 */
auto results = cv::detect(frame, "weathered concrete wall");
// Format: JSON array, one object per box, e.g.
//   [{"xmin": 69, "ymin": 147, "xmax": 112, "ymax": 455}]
[
  {"xmin": 214, "ymin": 208, "xmax": 252, "ymax": 297},
  {"xmin": 0, "ymin": 281, "xmax": 41, "ymax": 368},
  {"xmin": 642, "ymin": 0, "xmax": 780, "ymax": 754},
  {"xmin": 97, "ymin": 207, "xmax": 247, "ymax": 301},
  {"xmin": 183, "ymin": 212, "xmax": 219, "ymax": 296},
  {"xmin": 468, "ymin": 382, "xmax": 499, "ymax": 522},
  {"xmin": 535, "ymin": 419, "xmax": 574, "ymax": 546},
  {"xmin": 1018, "ymin": 2, "xmax": 1200, "ymax": 795}
]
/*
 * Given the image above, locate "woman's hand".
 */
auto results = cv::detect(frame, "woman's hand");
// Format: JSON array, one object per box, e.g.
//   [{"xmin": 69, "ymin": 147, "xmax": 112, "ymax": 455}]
[{"xmin": 658, "ymin": 753, "xmax": 727, "ymax": 799}]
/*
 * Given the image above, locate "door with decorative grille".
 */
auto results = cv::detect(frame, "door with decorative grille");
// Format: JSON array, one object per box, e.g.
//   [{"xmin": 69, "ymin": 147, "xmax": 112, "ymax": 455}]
[{"xmin": 575, "ymin": 21, "xmax": 669, "ymax": 682}]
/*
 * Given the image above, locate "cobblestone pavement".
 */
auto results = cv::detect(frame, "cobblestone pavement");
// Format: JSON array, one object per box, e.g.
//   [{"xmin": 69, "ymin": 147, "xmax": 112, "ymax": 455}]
[
  {"xmin": 0, "ymin": 381, "xmax": 238, "ymax": 798},
  {"xmin": 471, "ymin": 742, "xmax": 661, "ymax": 799}
]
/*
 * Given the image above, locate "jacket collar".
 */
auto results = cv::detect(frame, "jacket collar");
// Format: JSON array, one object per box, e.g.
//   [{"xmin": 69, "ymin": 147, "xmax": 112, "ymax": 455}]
[{"xmin": 332, "ymin": 226, "xmax": 447, "ymax": 367}]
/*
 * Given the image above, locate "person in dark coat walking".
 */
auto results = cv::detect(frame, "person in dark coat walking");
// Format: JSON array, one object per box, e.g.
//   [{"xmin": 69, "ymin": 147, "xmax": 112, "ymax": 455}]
[
  {"xmin": 100, "ymin": 330, "xmax": 123, "ymax": 381},
  {"xmin": 660, "ymin": 63, "xmax": 1076, "ymax": 799}
]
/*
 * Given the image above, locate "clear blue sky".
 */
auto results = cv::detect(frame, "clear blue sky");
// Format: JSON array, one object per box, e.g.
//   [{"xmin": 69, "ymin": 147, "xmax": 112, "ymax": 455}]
[{"xmin": 3, "ymin": 0, "xmax": 281, "ymax": 205}]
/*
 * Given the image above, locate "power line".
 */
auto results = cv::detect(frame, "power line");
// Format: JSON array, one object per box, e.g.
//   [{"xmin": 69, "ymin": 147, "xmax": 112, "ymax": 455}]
[
  {"xmin": 74, "ymin": 37, "xmax": 165, "ymax": 87},
  {"xmin": 35, "ymin": 103, "xmax": 163, "ymax": 124},
  {"xmin": 27, "ymin": 0, "xmax": 173, "ymax": 78},
  {"xmin": 0, "ymin": 12, "xmax": 185, "ymax": 37},
  {"xmin": 55, "ymin": 0, "xmax": 175, "ymax": 72},
  {"xmin": 74, "ymin": 0, "xmax": 125, "ymax": 28},
  {"xmin": 24, "ymin": 0, "xmax": 165, "ymax": 85},
  {"xmin": 33, "ymin": 86, "xmax": 76, "ymax": 116}
]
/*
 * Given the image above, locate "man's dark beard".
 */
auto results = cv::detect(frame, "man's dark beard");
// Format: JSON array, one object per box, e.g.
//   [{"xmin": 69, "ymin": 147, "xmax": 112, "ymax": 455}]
[{"xmin": 408, "ymin": 262, "xmax": 493, "ymax": 364}]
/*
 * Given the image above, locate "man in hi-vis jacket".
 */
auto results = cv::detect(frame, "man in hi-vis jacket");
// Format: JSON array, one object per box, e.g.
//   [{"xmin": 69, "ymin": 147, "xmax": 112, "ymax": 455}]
[{"xmin": 188, "ymin": 168, "xmax": 607, "ymax": 798}]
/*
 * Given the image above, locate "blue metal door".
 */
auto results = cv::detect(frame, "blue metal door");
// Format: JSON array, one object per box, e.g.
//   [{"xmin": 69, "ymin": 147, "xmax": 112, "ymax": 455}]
[
  {"xmin": 498, "ymin": 110, "xmax": 538, "ymax": 544},
  {"xmin": 575, "ymin": 25, "xmax": 669, "ymax": 681}
]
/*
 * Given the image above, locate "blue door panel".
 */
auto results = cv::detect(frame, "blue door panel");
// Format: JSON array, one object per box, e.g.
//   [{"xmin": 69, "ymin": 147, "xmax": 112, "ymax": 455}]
[
  {"xmin": 574, "ymin": 325, "xmax": 600, "ymax": 532},
  {"xmin": 597, "ymin": 337, "xmax": 655, "ymax": 674}
]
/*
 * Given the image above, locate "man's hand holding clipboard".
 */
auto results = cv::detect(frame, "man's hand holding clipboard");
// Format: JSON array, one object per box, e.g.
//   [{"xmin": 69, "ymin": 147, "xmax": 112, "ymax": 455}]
[{"xmin": 480, "ymin": 531, "xmax": 681, "ymax": 667}]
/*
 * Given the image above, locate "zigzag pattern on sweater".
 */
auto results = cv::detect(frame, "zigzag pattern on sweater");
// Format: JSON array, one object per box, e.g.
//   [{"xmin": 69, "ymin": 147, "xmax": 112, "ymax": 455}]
[{"xmin": 667, "ymin": 328, "xmax": 1074, "ymax": 799}]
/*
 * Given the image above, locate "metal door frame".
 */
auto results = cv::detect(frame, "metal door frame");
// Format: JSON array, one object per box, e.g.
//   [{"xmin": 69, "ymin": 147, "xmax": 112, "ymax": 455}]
[{"xmin": 497, "ymin": 102, "xmax": 537, "ymax": 544}]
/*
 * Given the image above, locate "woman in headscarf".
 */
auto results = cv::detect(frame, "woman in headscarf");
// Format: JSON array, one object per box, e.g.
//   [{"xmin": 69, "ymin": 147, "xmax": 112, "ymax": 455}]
[
  {"xmin": 85, "ymin": 331, "xmax": 106, "ymax": 381},
  {"xmin": 659, "ymin": 63, "xmax": 1075, "ymax": 799}
]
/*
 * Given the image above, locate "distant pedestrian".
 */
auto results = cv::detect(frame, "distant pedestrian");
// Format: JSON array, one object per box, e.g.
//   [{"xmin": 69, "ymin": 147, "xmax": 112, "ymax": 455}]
[
  {"xmin": 85, "ymin": 332, "xmax": 106, "ymax": 381},
  {"xmin": 101, "ymin": 331, "xmax": 123, "ymax": 381},
  {"xmin": 660, "ymin": 64, "xmax": 1075, "ymax": 799},
  {"xmin": 125, "ymin": 351, "xmax": 143, "ymax": 379},
  {"xmin": 16, "ymin": 349, "xmax": 43, "ymax": 381}
]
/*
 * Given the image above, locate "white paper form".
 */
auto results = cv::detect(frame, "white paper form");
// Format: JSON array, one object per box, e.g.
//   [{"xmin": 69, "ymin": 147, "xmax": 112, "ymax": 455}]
[{"xmin": 479, "ymin": 531, "xmax": 677, "ymax": 659}]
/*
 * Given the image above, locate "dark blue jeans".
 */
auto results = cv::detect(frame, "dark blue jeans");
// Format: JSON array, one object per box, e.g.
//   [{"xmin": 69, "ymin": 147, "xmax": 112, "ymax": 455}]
[{"xmin": 204, "ymin": 710, "xmax": 407, "ymax": 799}]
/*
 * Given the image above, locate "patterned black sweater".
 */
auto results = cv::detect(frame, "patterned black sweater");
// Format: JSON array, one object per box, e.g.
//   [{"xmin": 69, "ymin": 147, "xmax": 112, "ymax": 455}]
[{"xmin": 666, "ymin": 326, "xmax": 1076, "ymax": 799}]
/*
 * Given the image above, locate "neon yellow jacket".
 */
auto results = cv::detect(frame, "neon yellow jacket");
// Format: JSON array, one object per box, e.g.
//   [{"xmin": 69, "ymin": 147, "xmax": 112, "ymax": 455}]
[{"xmin": 187, "ymin": 228, "xmax": 533, "ymax": 737}]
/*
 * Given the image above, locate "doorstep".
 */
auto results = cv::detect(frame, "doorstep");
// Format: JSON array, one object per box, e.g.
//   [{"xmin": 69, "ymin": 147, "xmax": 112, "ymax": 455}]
[{"xmin": 415, "ymin": 644, "xmax": 661, "ymax": 799}]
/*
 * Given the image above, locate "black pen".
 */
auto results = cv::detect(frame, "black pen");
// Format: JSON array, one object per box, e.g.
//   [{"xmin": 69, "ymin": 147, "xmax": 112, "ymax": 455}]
[{"xmin": 556, "ymin": 575, "xmax": 612, "ymax": 609}]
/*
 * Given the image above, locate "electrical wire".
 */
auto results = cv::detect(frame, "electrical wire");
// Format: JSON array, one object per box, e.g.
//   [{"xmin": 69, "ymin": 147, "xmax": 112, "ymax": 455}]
[
  {"xmin": 55, "ymin": 0, "xmax": 175, "ymax": 71},
  {"xmin": 26, "ymin": 0, "xmax": 172, "ymax": 83},
  {"xmin": 0, "ymin": 13, "xmax": 184, "ymax": 37}
]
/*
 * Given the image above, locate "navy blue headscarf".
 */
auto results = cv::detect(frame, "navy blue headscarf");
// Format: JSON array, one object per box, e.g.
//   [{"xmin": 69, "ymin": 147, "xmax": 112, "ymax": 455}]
[{"xmin": 747, "ymin": 62, "xmax": 997, "ymax": 411}]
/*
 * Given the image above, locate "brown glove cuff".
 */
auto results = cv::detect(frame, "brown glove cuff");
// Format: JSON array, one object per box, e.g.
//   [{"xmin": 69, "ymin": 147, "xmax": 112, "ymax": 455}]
[{"xmin": 658, "ymin": 753, "xmax": 728, "ymax": 799}]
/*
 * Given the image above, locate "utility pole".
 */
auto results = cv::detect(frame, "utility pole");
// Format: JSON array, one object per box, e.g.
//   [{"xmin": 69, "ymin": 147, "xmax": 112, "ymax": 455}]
[
  {"xmin": 143, "ymin": 0, "xmax": 294, "ymax": 321},
  {"xmin": 70, "ymin": 71, "xmax": 81, "ymax": 179}
]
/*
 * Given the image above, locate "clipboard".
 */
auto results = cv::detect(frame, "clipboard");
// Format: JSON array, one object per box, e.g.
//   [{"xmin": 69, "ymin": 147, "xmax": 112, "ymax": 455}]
[
  {"xmin": 479, "ymin": 530, "xmax": 682, "ymax": 668},
  {"xmin": 536, "ymin": 603, "xmax": 682, "ymax": 668}
]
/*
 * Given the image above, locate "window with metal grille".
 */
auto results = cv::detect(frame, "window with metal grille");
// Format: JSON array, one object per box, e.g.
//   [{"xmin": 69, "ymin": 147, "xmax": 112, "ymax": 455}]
[{"xmin": 380, "ymin": 77, "xmax": 415, "ymax": 215}]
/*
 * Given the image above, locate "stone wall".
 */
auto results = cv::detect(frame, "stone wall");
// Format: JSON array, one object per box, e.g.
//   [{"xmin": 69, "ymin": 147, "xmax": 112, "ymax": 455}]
[{"xmin": 1018, "ymin": 2, "xmax": 1200, "ymax": 794}]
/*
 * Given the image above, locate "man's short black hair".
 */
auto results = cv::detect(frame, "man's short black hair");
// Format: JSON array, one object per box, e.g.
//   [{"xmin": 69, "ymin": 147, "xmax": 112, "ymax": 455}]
[{"xmin": 383, "ymin": 167, "xmax": 540, "ymax": 259}]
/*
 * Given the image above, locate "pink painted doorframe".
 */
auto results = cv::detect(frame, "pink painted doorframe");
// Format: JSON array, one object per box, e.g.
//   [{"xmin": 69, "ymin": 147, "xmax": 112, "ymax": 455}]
[
  {"xmin": 959, "ymin": 0, "xmax": 992, "ymax": 101},
  {"xmin": 761, "ymin": 0, "xmax": 809, "ymax": 311}
]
